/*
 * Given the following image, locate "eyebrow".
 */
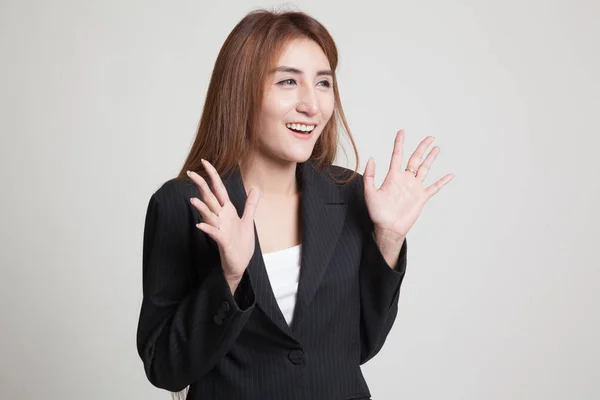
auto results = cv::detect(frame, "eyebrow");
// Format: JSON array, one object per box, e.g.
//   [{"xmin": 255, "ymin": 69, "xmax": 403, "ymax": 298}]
[{"xmin": 271, "ymin": 65, "xmax": 333, "ymax": 77}]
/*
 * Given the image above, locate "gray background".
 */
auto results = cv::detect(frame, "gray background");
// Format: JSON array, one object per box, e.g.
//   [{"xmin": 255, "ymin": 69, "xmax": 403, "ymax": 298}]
[{"xmin": 1, "ymin": 0, "xmax": 598, "ymax": 399}]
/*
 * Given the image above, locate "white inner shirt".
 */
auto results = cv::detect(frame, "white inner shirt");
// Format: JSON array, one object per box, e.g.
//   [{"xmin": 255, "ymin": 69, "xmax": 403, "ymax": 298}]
[{"xmin": 262, "ymin": 244, "xmax": 302, "ymax": 326}]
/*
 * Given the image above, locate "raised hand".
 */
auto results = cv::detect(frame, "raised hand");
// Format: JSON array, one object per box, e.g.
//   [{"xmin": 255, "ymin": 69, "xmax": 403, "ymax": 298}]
[
  {"xmin": 187, "ymin": 159, "xmax": 260, "ymax": 282},
  {"xmin": 363, "ymin": 130, "xmax": 454, "ymax": 240}
]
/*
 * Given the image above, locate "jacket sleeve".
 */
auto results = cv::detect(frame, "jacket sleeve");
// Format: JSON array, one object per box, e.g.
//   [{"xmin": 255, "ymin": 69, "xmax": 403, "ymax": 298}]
[
  {"xmin": 354, "ymin": 174, "xmax": 408, "ymax": 364},
  {"xmin": 136, "ymin": 184, "xmax": 256, "ymax": 391}
]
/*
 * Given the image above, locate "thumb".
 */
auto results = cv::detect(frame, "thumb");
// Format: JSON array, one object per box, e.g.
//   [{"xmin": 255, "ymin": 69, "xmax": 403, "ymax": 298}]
[
  {"xmin": 241, "ymin": 187, "xmax": 260, "ymax": 225},
  {"xmin": 363, "ymin": 157, "xmax": 376, "ymax": 196}
]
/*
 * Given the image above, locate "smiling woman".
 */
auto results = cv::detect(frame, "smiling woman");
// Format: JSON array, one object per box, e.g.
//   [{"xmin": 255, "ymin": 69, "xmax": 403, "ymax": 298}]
[
  {"xmin": 258, "ymin": 38, "xmax": 335, "ymax": 147},
  {"xmin": 136, "ymin": 7, "xmax": 413, "ymax": 400},
  {"xmin": 174, "ymin": 9, "xmax": 359, "ymax": 185}
]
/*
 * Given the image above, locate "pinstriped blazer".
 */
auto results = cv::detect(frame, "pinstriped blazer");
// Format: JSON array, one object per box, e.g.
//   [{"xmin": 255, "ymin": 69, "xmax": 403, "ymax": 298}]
[{"xmin": 136, "ymin": 159, "xmax": 408, "ymax": 400}]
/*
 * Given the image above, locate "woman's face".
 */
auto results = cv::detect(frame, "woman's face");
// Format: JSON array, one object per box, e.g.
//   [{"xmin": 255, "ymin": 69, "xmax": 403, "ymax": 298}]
[{"xmin": 254, "ymin": 38, "xmax": 335, "ymax": 164}]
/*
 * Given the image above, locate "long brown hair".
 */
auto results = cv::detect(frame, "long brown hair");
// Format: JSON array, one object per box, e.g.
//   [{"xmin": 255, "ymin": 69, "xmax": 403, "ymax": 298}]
[{"xmin": 176, "ymin": 8, "xmax": 359, "ymax": 185}]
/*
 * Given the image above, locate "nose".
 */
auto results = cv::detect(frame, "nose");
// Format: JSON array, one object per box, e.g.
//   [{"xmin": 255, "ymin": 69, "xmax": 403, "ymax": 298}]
[{"xmin": 295, "ymin": 86, "xmax": 318, "ymax": 117}]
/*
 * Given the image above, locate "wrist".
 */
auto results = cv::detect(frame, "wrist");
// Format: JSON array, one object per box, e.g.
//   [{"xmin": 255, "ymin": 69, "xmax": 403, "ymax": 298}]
[
  {"xmin": 224, "ymin": 273, "xmax": 242, "ymax": 293},
  {"xmin": 373, "ymin": 227, "xmax": 406, "ymax": 246},
  {"xmin": 373, "ymin": 228, "xmax": 406, "ymax": 270}
]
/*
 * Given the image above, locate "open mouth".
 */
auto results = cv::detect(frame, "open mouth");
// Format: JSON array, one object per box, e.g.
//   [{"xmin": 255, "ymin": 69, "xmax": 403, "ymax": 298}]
[{"xmin": 286, "ymin": 123, "xmax": 316, "ymax": 135}]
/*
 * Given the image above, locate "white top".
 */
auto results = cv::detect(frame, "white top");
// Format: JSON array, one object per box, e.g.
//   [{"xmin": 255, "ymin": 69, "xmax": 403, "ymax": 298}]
[{"xmin": 262, "ymin": 244, "xmax": 302, "ymax": 326}]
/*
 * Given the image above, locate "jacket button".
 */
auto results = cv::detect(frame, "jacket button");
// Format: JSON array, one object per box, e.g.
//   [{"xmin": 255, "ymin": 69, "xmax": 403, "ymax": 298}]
[
  {"xmin": 217, "ymin": 308, "xmax": 226, "ymax": 318},
  {"xmin": 222, "ymin": 301, "xmax": 230, "ymax": 311},
  {"xmin": 213, "ymin": 315, "xmax": 223, "ymax": 325},
  {"xmin": 288, "ymin": 349, "xmax": 305, "ymax": 365}
]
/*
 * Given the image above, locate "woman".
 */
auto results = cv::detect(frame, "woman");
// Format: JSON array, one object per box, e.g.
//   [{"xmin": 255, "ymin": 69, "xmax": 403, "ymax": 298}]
[{"xmin": 136, "ymin": 9, "xmax": 454, "ymax": 400}]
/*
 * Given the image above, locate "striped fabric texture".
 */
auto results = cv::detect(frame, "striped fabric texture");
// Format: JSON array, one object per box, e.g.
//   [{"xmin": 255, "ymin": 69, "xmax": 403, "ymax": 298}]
[{"xmin": 136, "ymin": 160, "xmax": 408, "ymax": 399}]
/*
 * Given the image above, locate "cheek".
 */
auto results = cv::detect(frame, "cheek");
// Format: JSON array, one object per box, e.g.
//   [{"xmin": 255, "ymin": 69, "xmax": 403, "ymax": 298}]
[
  {"xmin": 261, "ymin": 93, "xmax": 296, "ymax": 123},
  {"xmin": 320, "ymin": 93, "xmax": 336, "ymax": 119}
]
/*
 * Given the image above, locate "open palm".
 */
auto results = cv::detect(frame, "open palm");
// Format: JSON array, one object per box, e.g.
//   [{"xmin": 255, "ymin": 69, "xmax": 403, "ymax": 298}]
[{"xmin": 363, "ymin": 130, "xmax": 454, "ymax": 238}]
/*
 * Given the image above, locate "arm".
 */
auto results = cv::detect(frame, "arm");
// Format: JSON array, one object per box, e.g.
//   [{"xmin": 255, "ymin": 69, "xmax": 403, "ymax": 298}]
[
  {"xmin": 357, "ymin": 131, "xmax": 452, "ymax": 363},
  {"xmin": 355, "ymin": 175, "xmax": 408, "ymax": 364},
  {"xmin": 136, "ymin": 185, "xmax": 256, "ymax": 391},
  {"xmin": 359, "ymin": 228, "xmax": 407, "ymax": 364}
]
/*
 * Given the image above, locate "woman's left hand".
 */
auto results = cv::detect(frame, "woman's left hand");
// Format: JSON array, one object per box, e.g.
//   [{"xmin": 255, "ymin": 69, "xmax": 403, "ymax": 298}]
[{"xmin": 363, "ymin": 129, "xmax": 454, "ymax": 241}]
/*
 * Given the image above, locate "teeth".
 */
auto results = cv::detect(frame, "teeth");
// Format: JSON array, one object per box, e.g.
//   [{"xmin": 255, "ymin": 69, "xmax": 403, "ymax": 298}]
[{"xmin": 286, "ymin": 123, "xmax": 315, "ymax": 132}]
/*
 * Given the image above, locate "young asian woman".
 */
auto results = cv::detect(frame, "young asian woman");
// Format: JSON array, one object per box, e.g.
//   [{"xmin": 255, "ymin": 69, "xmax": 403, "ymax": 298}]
[{"xmin": 136, "ymin": 9, "xmax": 454, "ymax": 400}]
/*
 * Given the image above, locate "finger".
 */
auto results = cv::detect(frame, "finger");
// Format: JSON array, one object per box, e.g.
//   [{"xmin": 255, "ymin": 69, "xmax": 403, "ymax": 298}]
[
  {"xmin": 190, "ymin": 197, "xmax": 219, "ymax": 227},
  {"xmin": 242, "ymin": 187, "xmax": 260, "ymax": 220},
  {"xmin": 416, "ymin": 146, "xmax": 440, "ymax": 182},
  {"xmin": 388, "ymin": 129, "xmax": 405, "ymax": 173},
  {"xmin": 196, "ymin": 221, "xmax": 222, "ymax": 242},
  {"xmin": 242, "ymin": 187, "xmax": 260, "ymax": 225},
  {"xmin": 363, "ymin": 157, "xmax": 377, "ymax": 196},
  {"xmin": 187, "ymin": 170, "xmax": 222, "ymax": 214},
  {"xmin": 406, "ymin": 136, "xmax": 435, "ymax": 175},
  {"xmin": 201, "ymin": 159, "xmax": 231, "ymax": 206},
  {"xmin": 424, "ymin": 173, "xmax": 454, "ymax": 199}
]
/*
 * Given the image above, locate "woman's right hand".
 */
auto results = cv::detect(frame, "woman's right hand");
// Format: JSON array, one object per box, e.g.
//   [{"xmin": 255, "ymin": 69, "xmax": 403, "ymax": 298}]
[{"xmin": 187, "ymin": 159, "xmax": 260, "ymax": 284}]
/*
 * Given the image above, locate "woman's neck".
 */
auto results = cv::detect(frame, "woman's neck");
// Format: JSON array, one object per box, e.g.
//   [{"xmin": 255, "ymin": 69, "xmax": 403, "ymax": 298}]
[{"xmin": 238, "ymin": 156, "xmax": 300, "ymax": 198}]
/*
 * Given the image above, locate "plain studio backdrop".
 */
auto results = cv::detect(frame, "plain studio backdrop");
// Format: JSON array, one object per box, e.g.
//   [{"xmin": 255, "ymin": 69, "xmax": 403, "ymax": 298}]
[{"xmin": 1, "ymin": 0, "xmax": 598, "ymax": 399}]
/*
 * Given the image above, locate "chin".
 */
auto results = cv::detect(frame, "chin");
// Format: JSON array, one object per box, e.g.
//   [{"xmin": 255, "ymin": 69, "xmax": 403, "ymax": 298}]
[
  {"xmin": 293, "ymin": 147, "xmax": 317, "ymax": 162},
  {"xmin": 271, "ymin": 150, "xmax": 312, "ymax": 165}
]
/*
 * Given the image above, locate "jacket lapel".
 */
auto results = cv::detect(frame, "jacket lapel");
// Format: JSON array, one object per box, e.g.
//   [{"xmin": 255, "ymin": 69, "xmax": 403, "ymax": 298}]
[{"xmin": 223, "ymin": 160, "xmax": 347, "ymax": 339}]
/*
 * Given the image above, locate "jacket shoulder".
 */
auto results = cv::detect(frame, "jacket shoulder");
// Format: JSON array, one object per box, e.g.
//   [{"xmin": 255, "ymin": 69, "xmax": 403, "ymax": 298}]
[
  {"xmin": 328, "ymin": 164, "xmax": 363, "ymax": 183},
  {"xmin": 152, "ymin": 177, "xmax": 197, "ymax": 203},
  {"xmin": 326, "ymin": 164, "xmax": 365, "ymax": 198}
]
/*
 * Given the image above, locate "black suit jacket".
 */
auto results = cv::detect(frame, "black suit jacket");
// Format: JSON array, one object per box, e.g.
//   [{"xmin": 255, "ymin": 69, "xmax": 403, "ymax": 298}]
[{"xmin": 136, "ymin": 160, "xmax": 408, "ymax": 399}]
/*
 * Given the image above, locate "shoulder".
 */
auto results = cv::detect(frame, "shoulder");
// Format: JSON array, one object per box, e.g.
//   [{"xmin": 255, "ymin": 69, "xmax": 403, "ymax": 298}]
[
  {"xmin": 327, "ymin": 164, "xmax": 363, "ymax": 183},
  {"xmin": 151, "ymin": 177, "xmax": 197, "ymax": 204},
  {"xmin": 143, "ymin": 177, "xmax": 204, "ymax": 240},
  {"xmin": 143, "ymin": 178, "xmax": 208, "ymax": 252},
  {"xmin": 144, "ymin": 177, "xmax": 200, "ymax": 223},
  {"xmin": 326, "ymin": 164, "xmax": 366, "ymax": 200}
]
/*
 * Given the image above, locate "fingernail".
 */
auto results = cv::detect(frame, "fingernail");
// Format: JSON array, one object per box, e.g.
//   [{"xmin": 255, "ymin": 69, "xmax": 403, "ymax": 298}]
[{"xmin": 186, "ymin": 170, "xmax": 190, "ymax": 176}]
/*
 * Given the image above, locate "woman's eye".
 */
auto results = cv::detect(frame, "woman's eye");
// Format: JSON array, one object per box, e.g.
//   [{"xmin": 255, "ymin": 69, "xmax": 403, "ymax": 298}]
[
  {"xmin": 278, "ymin": 78, "xmax": 297, "ymax": 85},
  {"xmin": 278, "ymin": 79, "xmax": 331, "ymax": 87}
]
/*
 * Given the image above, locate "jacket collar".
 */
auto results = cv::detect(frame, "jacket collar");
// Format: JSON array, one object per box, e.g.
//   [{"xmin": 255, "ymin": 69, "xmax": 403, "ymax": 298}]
[{"xmin": 223, "ymin": 159, "xmax": 347, "ymax": 339}]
